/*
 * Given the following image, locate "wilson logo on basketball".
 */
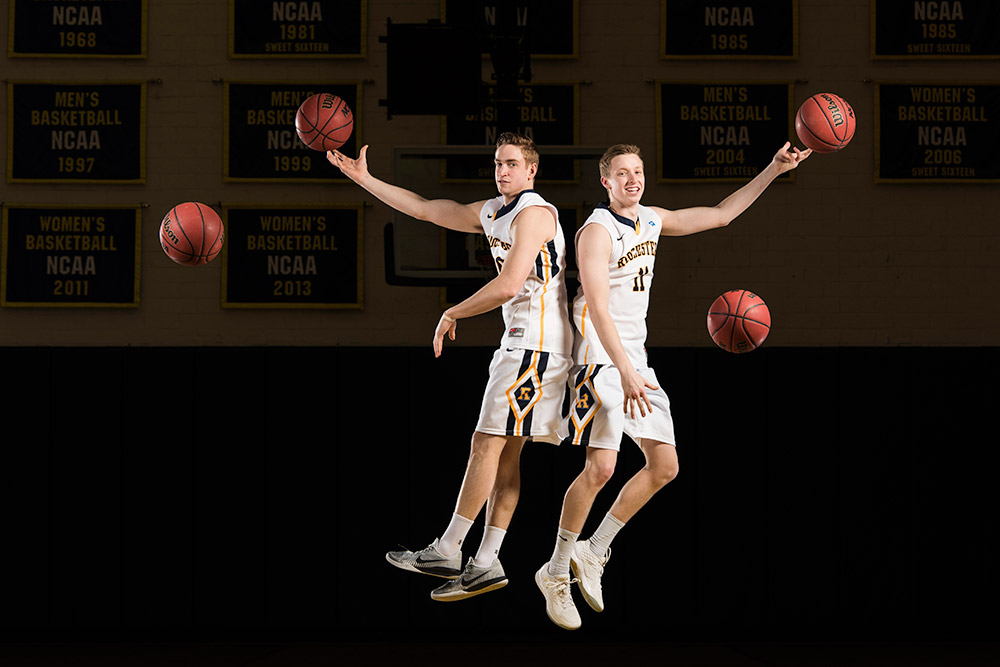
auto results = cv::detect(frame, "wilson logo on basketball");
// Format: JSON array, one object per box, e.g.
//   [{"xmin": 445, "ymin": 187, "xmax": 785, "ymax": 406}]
[
  {"xmin": 822, "ymin": 95, "xmax": 846, "ymax": 127},
  {"xmin": 162, "ymin": 219, "xmax": 179, "ymax": 244}
]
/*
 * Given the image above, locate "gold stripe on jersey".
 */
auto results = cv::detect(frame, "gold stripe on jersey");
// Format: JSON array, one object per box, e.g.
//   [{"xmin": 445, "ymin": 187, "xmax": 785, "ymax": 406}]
[{"xmin": 539, "ymin": 249, "xmax": 550, "ymax": 348}]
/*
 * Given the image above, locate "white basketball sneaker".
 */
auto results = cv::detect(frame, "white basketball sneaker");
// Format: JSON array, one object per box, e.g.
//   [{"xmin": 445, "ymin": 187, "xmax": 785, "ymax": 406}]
[
  {"xmin": 535, "ymin": 562, "xmax": 581, "ymax": 630},
  {"xmin": 570, "ymin": 539, "xmax": 610, "ymax": 612}
]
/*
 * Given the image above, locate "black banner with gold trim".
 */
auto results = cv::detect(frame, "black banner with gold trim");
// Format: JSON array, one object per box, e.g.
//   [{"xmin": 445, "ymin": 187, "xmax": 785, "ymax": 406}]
[
  {"xmin": 872, "ymin": 0, "xmax": 1000, "ymax": 59},
  {"xmin": 876, "ymin": 82, "xmax": 1000, "ymax": 182},
  {"xmin": 1, "ymin": 204, "xmax": 141, "ymax": 307},
  {"xmin": 442, "ymin": 0, "xmax": 578, "ymax": 58},
  {"xmin": 443, "ymin": 83, "xmax": 579, "ymax": 182},
  {"xmin": 224, "ymin": 81, "xmax": 361, "ymax": 182},
  {"xmin": 7, "ymin": 82, "xmax": 145, "ymax": 183},
  {"xmin": 221, "ymin": 204, "xmax": 363, "ymax": 308},
  {"xmin": 656, "ymin": 82, "xmax": 794, "ymax": 182},
  {"xmin": 9, "ymin": 0, "xmax": 147, "ymax": 58},
  {"xmin": 661, "ymin": 0, "xmax": 797, "ymax": 59},
  {"xmin": 228, "ymin": 0, "xmax": 365, "ymax": 58}
]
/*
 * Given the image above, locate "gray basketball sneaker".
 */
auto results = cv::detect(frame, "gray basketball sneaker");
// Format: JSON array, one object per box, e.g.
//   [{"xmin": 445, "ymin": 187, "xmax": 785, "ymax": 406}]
[
  {"xmin": 385, "ymin": 538, "xmax": 462, "ymax": 579},
  {"xmin": 430, "ymin": 557, "xmax": 509, "ymax": 602},
  {"xmin": 569, "ymin": 538, "xmax": 610, "ymax": 612}
]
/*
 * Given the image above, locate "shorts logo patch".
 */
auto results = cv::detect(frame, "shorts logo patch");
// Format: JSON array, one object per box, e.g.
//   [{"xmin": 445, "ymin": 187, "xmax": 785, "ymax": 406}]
[
  {"xmin": 505, "ymin": 358, "xmax": 543, "ymax": 429},
  {"xmin": 508, "ymin": 327, "xmax": 525, "ymax": 337},
  {"xmin": 508, "ymin": 372, "xmax": 539, "ymax": 414}
]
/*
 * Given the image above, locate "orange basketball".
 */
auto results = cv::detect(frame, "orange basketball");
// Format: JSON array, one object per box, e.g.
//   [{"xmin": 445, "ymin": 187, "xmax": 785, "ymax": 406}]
[
  {"xmin": 295, "ymin": 93, "xmax": 354, "ymax": 151},
  {"xmin": 795, "ymin": 93, "xmax": 856, "ymax": 153},
  {"xmin": 707, "ymin": 289, "xmax": 771, "ymax": 353},
  {"xmin": 159, "ymin": 202, "xmax": 225, "ymax": 266}
]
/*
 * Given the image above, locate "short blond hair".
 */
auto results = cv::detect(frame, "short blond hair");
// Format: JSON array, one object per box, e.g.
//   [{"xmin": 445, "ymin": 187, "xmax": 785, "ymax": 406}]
[
  {"xmin": 599, "ymin": 144, "xmax": 643, "ymax": 179},
  {"xmin": 496, "ymin": 131, "xmax": 539, "ymax": 169}
]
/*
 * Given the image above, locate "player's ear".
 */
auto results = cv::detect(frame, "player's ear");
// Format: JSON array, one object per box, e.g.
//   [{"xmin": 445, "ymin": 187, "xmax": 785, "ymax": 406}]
[{"xmin": 528, "ymin": 162, "xmax": 538, "ymax": 179}]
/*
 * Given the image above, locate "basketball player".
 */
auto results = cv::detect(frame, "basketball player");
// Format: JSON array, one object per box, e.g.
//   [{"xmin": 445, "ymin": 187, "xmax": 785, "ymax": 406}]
[
  {"xmin": 535, "ymin": 142, "xmax": 810, "ymax": 630},
  {"xmin": 328, "ymin": 133, "xmax": 574, "ymax": 601}
]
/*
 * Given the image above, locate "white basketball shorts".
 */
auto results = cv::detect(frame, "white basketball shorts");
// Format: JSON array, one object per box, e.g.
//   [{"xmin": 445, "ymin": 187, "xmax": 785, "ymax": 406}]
[
  {"xmin": 476, "ymin": 347, "xmax": 573, "ymax": 442},
  {"xmin": 559, "ymin": 364, "xmax": 676, "ymax": 450}
]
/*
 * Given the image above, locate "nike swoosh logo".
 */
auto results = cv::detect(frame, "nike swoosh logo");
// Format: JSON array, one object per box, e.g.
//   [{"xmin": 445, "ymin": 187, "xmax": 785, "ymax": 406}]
[
  {"xmin": 416, "ymin": 554, "xmax": 446, "ymax": 564},
  {"xmin": 558, "ymin": 535, "xmax": 568, "ymax": 542},
  {"xmin": 461, "ymin": 571, "xmax": 490, "ymax": 586}
]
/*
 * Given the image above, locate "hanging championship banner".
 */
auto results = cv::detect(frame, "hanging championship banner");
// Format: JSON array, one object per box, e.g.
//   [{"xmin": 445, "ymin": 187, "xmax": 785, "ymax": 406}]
[
  {"xmin": 871, "ymin": 0, "xmax": 1000, "ymax": 59},
  {"xmin": 9, "ymin": 0, "xmax": 147, "ymax": 58},
  {"xmin": 228, "ymin": 0, "xmax": 366, "ymax": 58},
  {"xmin": 661, "ymin": 0, "xmax": 798, "ymax": 59},
  {"xmin": 875, "ymin": 82, "xmax": 1000, "ymax": 182},
  {"xmin": 224, "ymin": 81, "xmax": 361, "ymax": 182},
  {"xmin": 656, "ymin": 82, "xmax": 794, "ymax": 182},
  {"xmin": 1, "ymin": 204, "xmax": 141, "ymax": 307},
  {"xmin": 221, "ymin": 204, "xmax": 363, "ymax": 308},
  {"xmin": 443, "ymin": 82, "xmax": 579, "ymax": 182},
  {"xmin": 441, "ymin": 0, "xmax": 578, "ymax": 58},
  {"xmin": 6, "ymin": 82, "xmax": 146, "ymax": 183}
]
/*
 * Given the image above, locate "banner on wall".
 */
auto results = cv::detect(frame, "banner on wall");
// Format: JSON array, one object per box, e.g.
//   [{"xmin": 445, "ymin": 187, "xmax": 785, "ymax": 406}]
[
  {"xmin": 656, "ymin": 82, "xmax": 794, "ymax": 182},
  {"xmin": 443, "ymin": 82, "xmax": 579, "ymax": 182},
  {"xmin": 441, "ymin": 0, "xmax": 578, "ymax": 58},
  {"xmin": 1, "ymin": 205, "xmax": 141, "ymax": 307},
  {"xmin": 660, "ymin": 0, "xmax": 797, "ymax": 59},
  {"xmin": 875, "ymin": 82, "xmax": 1000, "ymax": 183},
  {"xmin": 223, "ymin": 81, "xmax": 361, "ymax": 182},
  {"xmin": 221, "ymin": 204, "xmax": 363, "ymax": 309},
  {"xmin": 871, "ymin": 0, "xmax": 1000, "ymax": 59},
  {"xmin": 8, "ymin": 0, "xmax": 147, "ymax": 58},
  {"xmin": 228, "ymin": 0, "xmax": 366, "ymax": 58},
  {"xmin": 6, "ymin": 82, "xmax": 146, "ymax": 184}
]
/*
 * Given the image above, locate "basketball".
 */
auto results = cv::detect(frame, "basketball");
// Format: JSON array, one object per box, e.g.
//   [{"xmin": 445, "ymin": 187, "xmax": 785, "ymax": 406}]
[
  {"xmin": 159, "ymin": 202, "xmax": 225, "ymax": 266},
  {"xmin": 295, "ymin": 93, "xmax": 354, "ymax": 151},
  {"xmin": 795, "ymin": 92, "xmax": 856, "ymax": 153},
  {"xmin": 707, "ymin": 289, "xmax": 771, "ymax": 353}
]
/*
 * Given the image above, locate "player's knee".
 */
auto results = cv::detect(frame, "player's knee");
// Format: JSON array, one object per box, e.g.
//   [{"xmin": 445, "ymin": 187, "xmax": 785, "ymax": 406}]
[
  {"xmin": 652, "ymin": 460, "xmax": 679, "ymax": 487},
  {"xmin": 584, "ymin": 460, "xmax": 616, "ymax": 488}
]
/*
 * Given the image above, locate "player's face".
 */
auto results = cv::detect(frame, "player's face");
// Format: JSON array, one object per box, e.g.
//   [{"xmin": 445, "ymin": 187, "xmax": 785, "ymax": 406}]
[
  {"xmin": 494, "ymin": 145, "xmax": 537, "ymax": 197},
  {"xmin": 602, "ymin": 154, "xmax": 645, "ymax": 208}
]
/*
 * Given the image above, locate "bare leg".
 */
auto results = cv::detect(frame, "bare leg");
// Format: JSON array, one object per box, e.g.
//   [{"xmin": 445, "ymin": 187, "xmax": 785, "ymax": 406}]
[
  {"xmin": 484, "ymin": 436, "xmax": 526, "ymax": 530},
  {"xmin": 453, "ymin": 431, "xmax": 519, "ymax": 521},
  {"xmin": 607, "ymin": 439, "xmax": 678, "ymax": 523},
  {"xmin": 558, "ymin": 447, "xmax": 619, "ymax": 533}
]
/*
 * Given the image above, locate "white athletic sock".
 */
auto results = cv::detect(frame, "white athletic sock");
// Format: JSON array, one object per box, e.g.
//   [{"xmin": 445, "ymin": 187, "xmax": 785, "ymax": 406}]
[
  {"xmin": 547, "ymin": 527, "xmax": 579, "ymax": 576},
  {"xmin": 472, "ymin": 525, "xmax": 507, "ymax": 567},
  {"xmin": 437, "ymin": 512, "xmax": 475, "ymax": 557},
  {"xmin": 588, "ymin": 512, "xmax": 626, "ymax": 557}
]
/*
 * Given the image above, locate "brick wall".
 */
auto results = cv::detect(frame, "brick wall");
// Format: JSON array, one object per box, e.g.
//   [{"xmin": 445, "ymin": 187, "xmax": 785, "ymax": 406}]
[{"xmin": 0, "ymin": 0, "xmax": 996, "ymax": 346}]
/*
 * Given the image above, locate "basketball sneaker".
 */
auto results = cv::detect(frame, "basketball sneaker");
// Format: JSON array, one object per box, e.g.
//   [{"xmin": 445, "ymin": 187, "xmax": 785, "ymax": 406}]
[
  {"xmin": 535, "ymin": 562, "xmax": 581, "ymax": 630},
  {"xmin": 385, "ymin": 538, "xmax": 461, "ymax": 579},
  {"xmin": 430, "ymin": 557, "xmax": 508, "ymax": 601},
  {"xmin": 570, "ymin": 539, "xmax": 610, "ymax": 612}
]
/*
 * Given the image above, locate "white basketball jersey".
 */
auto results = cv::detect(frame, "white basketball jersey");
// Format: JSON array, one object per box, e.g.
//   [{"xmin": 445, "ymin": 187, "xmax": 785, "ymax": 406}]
[
  {"xmin": 479, "ymin": 190, "xmax": 573, "ymax": 355},
  {"xmin": 572, "ymin": 203, "xmax": 661, "ymax": 368}
]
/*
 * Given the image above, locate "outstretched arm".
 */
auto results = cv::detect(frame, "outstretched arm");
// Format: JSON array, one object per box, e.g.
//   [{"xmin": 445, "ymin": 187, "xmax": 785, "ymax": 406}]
[
  {"xmin": 328, "ymin": 145, "xmax": 483, "ymax": 233},
  {"xmin": 653, "ymin": 142, "xmax": 811, "ymax": 237},
  {"xmin": 576, "ymin": 225, "xmax": 659, "ymax": 418},
  {"xmin": 433, "ymin": 206, "xmax": 556, "ymax": 357}
]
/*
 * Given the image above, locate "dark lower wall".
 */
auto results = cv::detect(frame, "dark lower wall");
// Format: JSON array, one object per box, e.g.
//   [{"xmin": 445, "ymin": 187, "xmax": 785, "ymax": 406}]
[{"xmin": 1, "ymin": 346, "xmax": 996, "ymax": 644}]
